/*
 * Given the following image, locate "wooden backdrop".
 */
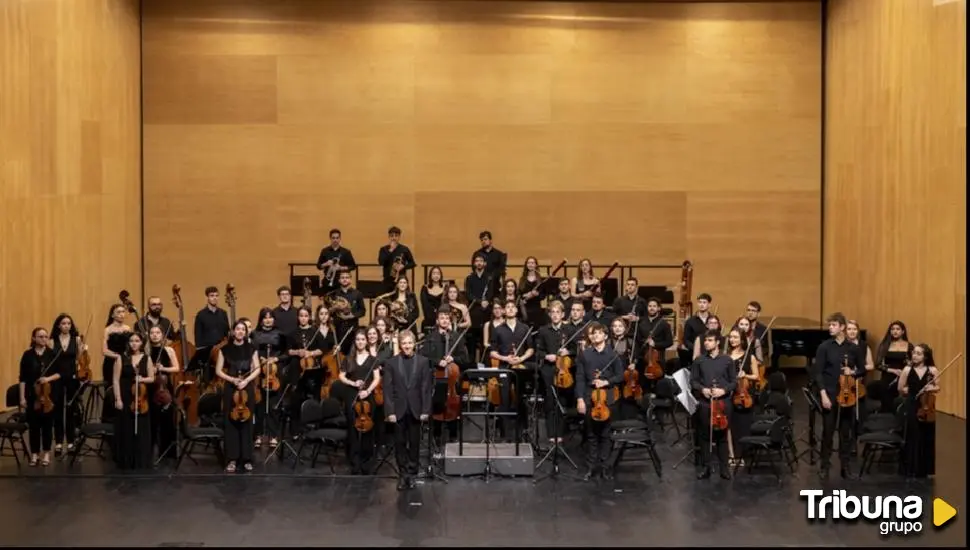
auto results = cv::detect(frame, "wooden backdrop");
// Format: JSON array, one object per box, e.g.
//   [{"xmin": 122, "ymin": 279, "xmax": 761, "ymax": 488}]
[
  {"xmin": 0, "ymin": 0, "xmax": 142, "ymax": 391},
  {"xmin": 825, "ymin": 0, "xmax": 966, "ymax": 417},
  {"xmin": 142, "ymin": 0, "xmax": 822, "ymax": 337}
]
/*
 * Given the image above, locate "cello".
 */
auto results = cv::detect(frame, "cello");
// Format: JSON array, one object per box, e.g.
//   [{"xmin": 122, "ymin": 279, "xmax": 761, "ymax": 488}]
[
  {"xmin": 171, "ymin": 285, "xmax": 200, "ymax": 426},
  {"xmin": 208, "ymin": 284, "xmax": 237, "ymax": 392},
  {"xmin": 433, "ymin": 327, "xmax": 468, "ymax": 423},
  {"xmin": 320, "ymin": 329, "xmax": 352, "ymax": 400}
]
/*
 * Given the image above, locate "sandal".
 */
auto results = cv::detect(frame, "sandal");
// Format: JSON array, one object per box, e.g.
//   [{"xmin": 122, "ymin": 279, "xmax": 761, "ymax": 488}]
[
  {"xmin": 254, "ymin": 438, "xmax": 262, "ymax": 449},
  {"xmin": 225, "ymin": 462, "xmax": 237, "ymax": 473},
  {"xmin": 29, "ymin": 455, "xmax": 39, "ymax": 467},
  {"xmin": 269, "ymin": 438, "xmax": 278, "ymax": 449},
  {"xmin": 243, "ymin": 463, "xmax": 253, "ymax": 472},
  {"xmin": 41, "ymin": 454, "xmax": 51, "ymax": 467}
]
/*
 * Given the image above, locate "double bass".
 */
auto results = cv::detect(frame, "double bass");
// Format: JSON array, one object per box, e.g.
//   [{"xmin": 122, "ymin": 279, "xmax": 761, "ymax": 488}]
[
  {"xmin": 433, "ymin": 327, "xmax": 468, "ymax": 423},
  {"xmin": 171, "ymin": 285, "xmax": 200, "ymax": 426},
  {"xmin": 209, "ymin": 284, "xmax": 237, "ymax": 392}
]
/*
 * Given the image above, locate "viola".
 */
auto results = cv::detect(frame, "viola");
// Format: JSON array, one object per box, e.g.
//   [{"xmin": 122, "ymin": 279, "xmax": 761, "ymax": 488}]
[
  {"xmin": 262, "ymin": 359, "xmax": 281, "ymax": 392},
  {"xmin": 354, "ymin": 400, "xmax": 375, "ymax": 433},
  {"xmin": 487, "ymin": 356, "xmax": 503, "ymax": 406},
  {"xmin": 623, "ymin": 368, "xmax": 643, "ymax": 400},
  {"xmin": 372, "ymin": 380, "xmax": 385, "ymax": 406},
  {"xmin": 590, "ymin": 370, "xmax": 611, "ymax": 422},
  {"xmin": 132, "ymin": 381, "xmax": 149, "ymax": 415},
  {"xmin": 731, "ymin": 347, "xmax": 755, "ymax": 409},
  {"xmin": 913, "ymin": 353, "xmax": 963, "ymax": 423},
  {"xmin": 836, "ymin": 356, "xmax": 862, "ymax": 407},
  {"xmin": 76, "ymin": 332, "xmax": 92, "ymax": 383},
  {"xmin": 710, "ymin": 382, "xmax": 729, "ymax": 431},
  {"xmin": 34, "ymin": 380, "xmax": 55, "ymax": 414},
  {"xmin": 644, "ymin": 347, "xmax": 663, "ymax": 381},
  {"xmin": 554, "ymin": 354, "xmax": 574, "ymax": 389},
  {"xmin": 320, "ymin": 350, "xmax": 340, "ymax": 399},
  {"xmin": 153, "ymin": 373, "xmax": 173, "ymax": 407},
  {"xmin": 230, "ymin": 388, "xmax": 252, "ymax": 422}
]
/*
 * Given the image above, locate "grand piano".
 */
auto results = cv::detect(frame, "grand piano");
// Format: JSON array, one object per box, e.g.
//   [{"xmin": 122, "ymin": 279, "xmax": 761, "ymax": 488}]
[{"xmin": 770, "ymin": 320, "xmax": 867, "ymax": 369}]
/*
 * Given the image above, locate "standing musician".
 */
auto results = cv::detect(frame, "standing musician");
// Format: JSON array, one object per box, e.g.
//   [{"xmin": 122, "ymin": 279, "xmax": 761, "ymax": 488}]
[
  {"xmin": 251, "ymin": 308, "xmax": 289, "ymax": 450},
  {"xmin": 575, "ymin": 322, "xmax": 623, "ymax": 481},
  {"xmin": 637, "ymin": 297, "xmax": 673, "ymax": 367},
  {"xmin": 585, "ymin": 293, "xmax": 615, "ymax": 327},
  {"xmin": 612, "ymin": 277, "xmax": 647, "ymax": 323},
  {"xmin": 813, "ymin": 312, "xmax": 866, "ymax": 480},
  {"xmin": 518, "ymin": 256, "xmax": 546, "ymax": 328},
  {"xmin": 488, "ymin": 299, "xmax": 535, "ymax": 440},
  {"xmin": 384, "ymin": 330, "xmax": 433, "ymax": 490},
  {"xmin": 367, "ymin": 323, "xmax": 393, "ymax": 449},
  {"xmin": 471, "ymin": 230, "xmax": 507, "ymax": 292},
  {"xmin": 388, "ymin": 276, "xmax": 420, "ymax": 329},
  {"xmin": 420, "ymin": 266, "xmax": 446, "ymax": 333},
  {"xmin": 135, "ymin": 297, "xmax": 173, "ymax": 338},
  {"xmin": 423, "ymin": 306, "xmax": 470, "ymax": 444},
  {"xmin": 483, "ymin": 302, "xmax": 506, "ymax": 353},
  {"xmin": 535, "ymin": 301, "xmax": 578, "ymax": 444},
  {"xmin": 732, "ymin": 317, "xmax": 764, "ymax": 363},
  {"xmin": 285, "ymin": 307, "xmax": 318, "ymax": 419},
  {"xmin": 102, "ymin": 303, "xmax": 133, "ymax": 423},
  {"xmin": 147, "ymin": 325, "xmax": 180, "ymax": 460},
  {"xmin": 680, "ymin": 292, "xmax": 714, "ymax": 368},
  {"xmin": 378, "ymin": 226, "xmax": 416, "ymax": 294},
  {"xmin": 898, "ymin": 343, "xmax": 940, "ymax": 478},
  {"xmin": 311, "ymin": 305, "xmax": 339, "ymax": 395},
  {"xmin": 690, "ymin": 330, "xmax": 736, "ymax": 480},
  {"xmin": 551, "ymin": 277, "xmax": 575, "ymax": 312},
  {"xmin": 725, "ymin": 328, "xmax": 759, "ymax": 466},
  {"xmin": 501, "ymin": 279, "xmax": 525, "ymax": 322},
  {"xmin": 571, "ymin": 259, "xmax": 599, "ymax": 311},
  {"xmin": 874, "ymin": 320, "xmax": 912, "ymax": 410},
  {"xmin": 338, "ymin": 329, "xmax": 382, "ymax": 475},
  {"xmin": 330, "ymin": 271, "xmax": 366, "ymax": 355},
  {"xmin": 111, "ymin": 332, "xmax": 155, "ymax": 471},
  {"xmin": 609, "ymin": 317, "xmax": 640, "ymax": 420},
  {"xmin": 50, "ymin": 314, "xmax": 85, "ymax": 454},
  {"xmin": 216, "ymin": 320, "xmax": 261, "ymax": 473},
  {"xmin": 464, "ymin": 254, "xmax": 495, "ymax": 360},
  {"xmin": 742, "ymin": 301, "xmax": 769, "ymax": 353},
  {"xmin": 317, "ymin": 228, "xmax": 358, "ymax": 293},
  {"xmin": 194, "ymin": 286, "xmax": 231, "ymax": 352},
  {"xmin": 272, "ymin": 286, "xmax": 300, "ymax": 337},
  {"xmin": 20, "ymin": 328, "xmax": 59, "ymax": 467}
]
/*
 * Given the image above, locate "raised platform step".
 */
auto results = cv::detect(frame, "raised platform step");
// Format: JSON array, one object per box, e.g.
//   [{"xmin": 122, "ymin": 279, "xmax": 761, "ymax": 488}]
[{"xmin": 443, "ymin": 442, "xmax": 534, "ymax": 477}]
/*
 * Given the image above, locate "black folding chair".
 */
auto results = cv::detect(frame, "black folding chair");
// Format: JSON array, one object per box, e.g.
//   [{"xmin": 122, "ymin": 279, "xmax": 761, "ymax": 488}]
[
  {"xmin": 293, "ymin": 398, "xmax": 346, "ymax": 473},
  {"xmin": 175, "ymin": 395, "xmax": 225, "ymax": 471},
  {"xmin": 857, "ymin": 404, "xmax": 905, "ymax": 478},
  {"xmin": 0, "ymin": 385, "xmax": 29, "ymax": 467},
  {"xmin": 611, "ymin": 399, "xmax": 662, "ymax": 479}
]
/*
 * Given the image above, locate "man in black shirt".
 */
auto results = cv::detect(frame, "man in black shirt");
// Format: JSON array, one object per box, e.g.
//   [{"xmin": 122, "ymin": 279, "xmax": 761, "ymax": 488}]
[
  {"xmin": 317, "ymin": 228, "xmax": 357, "ymax": 293},
  {"xmin": 489, "ymin": 300, "xmax": 534, "ymax": 440},
  {"xmin": 612, "ymin": 278, "xmax": 647, "ymax": 323},
  {"xmin": 551, "ymin": 278, "xmax": 575, "ymax": 312},
  {"xmin": 690, "ymin": 330, "xmax": 736, "ymax": 480},
  {"xmin": 194, "ymin": 286, "xmax": 230, "ymax": 350},
  {"xmin": 535, "ymin": 301, "xmax": 578, "ymax": 443},
  {"xmin": 331, "ymin": 271, "xmax": 366, "ymax": 355},
  {"xmin": 135, "ymin": 296, "xmax": 174, "ymax": 339},
  {"xmin": 471, "ymin": 230, "xmax": 507, "ymax": 292},
  {"xmin": 585, "ymin": 293, "xmax": 615, "ymax": 327},
  {"xmin": 575, "ymin": 322, "xmax": 624, "ymax": 480},
  {"xmin": 423, "ymin": 306, "xmax": 470, "ymax": 444},
  {"xmin": 813, "ymin": 312, "xmax": 866, "ymax": 480},
  {"xmin": 680, "ymin": 292, "xmax": 714, "ymax": 368},
  {"xmin": 638, "ymin": 297, "xmax": 675, "ymax": 384},
  {"xmin": 271, "ymin": 286, "xmax": 299, "ymax": 338},
  {"xmin": 464, "ymin": 254, "xmax": 494, "ymax": 360},
  {"xmin": 378, "ymin": 226, "xmax": 416, "ymax": 294}
]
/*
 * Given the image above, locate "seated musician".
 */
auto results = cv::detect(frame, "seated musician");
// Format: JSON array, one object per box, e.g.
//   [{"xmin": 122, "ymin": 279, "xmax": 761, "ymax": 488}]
[
  {"xmin": 338, "ymin": 329, "xmax": 381, "ymax": 475},
  {"xmin": 488, "ymin": 299, "xmax": 534, "ymax": 441},
  {"xmin": 423, "ymin": 306, "xmax": 470, "ymax": 445},
  {"xmin": 574, "ymin": 322, "xmax": 624, "ymax": 481},
  {"xmin": 690, "ymin": 330, "xmax": 736, "ymax": 480},
  {"xmin": 535, "ymin": 301, "xmax": 578, "ymax": 444}
]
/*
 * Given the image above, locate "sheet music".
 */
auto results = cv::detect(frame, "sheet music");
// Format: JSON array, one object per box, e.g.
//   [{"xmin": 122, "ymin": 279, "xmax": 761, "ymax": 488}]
[{"xmin": 671, "ymin": 368, "xmax": 697, "ymax": 415}]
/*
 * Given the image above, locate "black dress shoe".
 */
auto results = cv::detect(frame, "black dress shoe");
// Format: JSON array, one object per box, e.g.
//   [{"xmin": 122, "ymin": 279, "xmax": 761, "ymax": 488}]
[
  {"xmin": 582, "ymin": 469, "xmax": 594, "ymax": 482},
  {"xmin": 818, "ymin": 466, "xmax": 830, "ymax": 481},
  {"xmin": 719, "ymin": 470, "xmax": 732, "ymax": 480},
  {"xmin": 696, "ymin": 469, "xmax": 711, "ymax": 480},
  {"xmin": 397, "ymin": 478, "xmax": 408, "ymax": 491},
  {"xmin": 602, "ymin": 468, "xmax": 614, "ymax": 481},
  {"xmin": 407, "ymin": 476, "xmax": 417, "ymax": 489}
]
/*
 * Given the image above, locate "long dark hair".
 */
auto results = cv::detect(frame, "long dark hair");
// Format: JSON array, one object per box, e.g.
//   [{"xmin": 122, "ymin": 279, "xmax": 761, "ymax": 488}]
[
  {"xmin": 910, "ymin": 343, "xmax": 935, "ymax": 368},
  {"xmin": 52, "ymin": 314, "xmax": 78, "ymax": 338},
  {"xmin": 256, "ymin": 307, "xmax": 275, "ymax": 330},
  {"xmin": 125, "ymin": 332, "xmax": 145, "ymax": 355},
  {"xmin": 105, "ymin": 303, "xmax": 126, "ymax": 327},
  {"xmin": 875, "ymin": 320, "xmax": 911, "ymax": 365}
]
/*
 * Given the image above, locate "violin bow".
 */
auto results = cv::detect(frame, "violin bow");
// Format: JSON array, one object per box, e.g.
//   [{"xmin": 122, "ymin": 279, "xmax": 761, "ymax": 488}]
[{"xmin": 914, "ymin": 353, "xmax": 962, "ymax": 398}]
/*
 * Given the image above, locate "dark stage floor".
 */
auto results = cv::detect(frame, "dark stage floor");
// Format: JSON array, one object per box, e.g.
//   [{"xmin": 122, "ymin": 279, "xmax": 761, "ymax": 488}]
[{"xmin": 1, "ymin": 373, "xmax": 965, "ymax": 547}]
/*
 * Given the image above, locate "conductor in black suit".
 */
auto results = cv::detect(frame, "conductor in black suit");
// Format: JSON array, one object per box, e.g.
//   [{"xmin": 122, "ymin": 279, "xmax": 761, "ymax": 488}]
[{"xmin": 384, "ymin": 330, "xmax": 433, "ymax": 490}]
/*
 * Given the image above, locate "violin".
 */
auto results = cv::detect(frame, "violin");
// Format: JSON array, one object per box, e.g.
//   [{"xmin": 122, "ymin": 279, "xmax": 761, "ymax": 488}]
[
  {"xmin": 622, "ymin": 340, "xmax": 643, "ymax": 401},
  {"xmin": 914, "ymin": 353, "xmax": 962, "ymax": 423},
  {"xmin": 34, "ymin": 380, "xmax": 55, "ymax": 414},
  {"xmin": 76, "ymin": 318, "xmax": 93, "ymax": 382},
  {"xmin": 261, "ymin": 358, "xmax": 281, "ymax": 392},
  {"xmin": 643, "ymin": 321, "xmax": 664, "ymax": 381},
  {"xmin": 132, "ymin": 379, "xmax": 150, "ymax": 416},
  {"xmin": 230, "ymin": 388, "xmax": 252, "ymax": 422},
  {"xmin": 590, "ymin": 370, "xmax": 611, "ymax": 422},
  {"xmin": 354, "ymin": 400, "xmax": 375, "ymax": 433},
  {"xmin": 731, "ymin": 338, "xmax": 756, "ymax": 409},
  {"xmin": 836, "ymin": 356, "xmax": 862, "ymax": 407},
  {"xmin": 710, "ymin": 381, "xmax": 729, "ymax": 431}
]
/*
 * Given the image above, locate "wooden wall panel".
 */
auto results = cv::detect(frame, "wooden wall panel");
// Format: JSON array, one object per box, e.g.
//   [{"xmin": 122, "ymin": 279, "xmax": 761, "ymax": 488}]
[
  {"xmin": 0, "ymin": 0, "xmax": 142, "ymax": 390},
  {"xmin": 825, "ymin": 0, "xmax": 966, "ymax": 417},
  {"xmin": 142, "ymin": 0, "xmax": 821, "ymax": 336}
]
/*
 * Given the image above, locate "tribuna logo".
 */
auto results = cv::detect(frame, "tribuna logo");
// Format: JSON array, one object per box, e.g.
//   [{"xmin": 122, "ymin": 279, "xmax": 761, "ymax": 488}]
[{"xmin": 800, "ymin": 489, "xmax": 924, "ymax": 536}]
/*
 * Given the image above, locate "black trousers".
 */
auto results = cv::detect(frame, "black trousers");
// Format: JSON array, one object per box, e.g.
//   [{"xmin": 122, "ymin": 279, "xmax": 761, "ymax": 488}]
[
  {"xmin": 27, "ymin": 409, "xmax": 54, "ymax": 453},
  {"xmin": 584, "ymin": 410, "xmax": 614, "ymax": 471},
  {"xmin": 224, "ymin": 417, "xmax": 254, "ymax": 464},
  {"xmin": 820, "ymin": 405, "xmax": 855, "ymax": 469},
  {"xmin": 54, "ymin": 380, "xmax": 82, "ymax": 446},
  {"xmin": 394, "ymin": 414, "xmax": 422, "ymax": 477},
  {"xmin": 696, "ymin": 403, "xmax": 730, "ymax": 472},
  {"xmin": 151, "ymin": 403, "xmax": 177, "ymax": 459},
  {"xmin": 255, "ymin": 389, "xmax": 280, "ymax": 439},
  {"xmin": 540, "ymin": 363, "xmax": 572, "ymax": 439}
]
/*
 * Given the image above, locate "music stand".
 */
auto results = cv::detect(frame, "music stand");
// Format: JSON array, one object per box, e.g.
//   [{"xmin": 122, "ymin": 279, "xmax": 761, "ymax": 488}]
[
  {"xmin": 797, "ymin": 386, "xmax": 823, "ymax": 465},
  {"xmin": 188, "ymin": 347, "xmax": 213, "ymax": 386},
  {"xmin": 459, "ymin": 368, "xmax": 520, "ymax": 483},
  {"xmin": 264, "ymin": 382, "xmax": 300, "ymax": 466},
  {"xmin": 534, "ymin": 380, "xmax": 580, "ymax": 484},
  {"xmin": 420, "ymin": 378, "xmax": 449, "ymax": 484},
  {"xmin": 669, "ymin": 369, "xmax": 699, "ymax": 470}
]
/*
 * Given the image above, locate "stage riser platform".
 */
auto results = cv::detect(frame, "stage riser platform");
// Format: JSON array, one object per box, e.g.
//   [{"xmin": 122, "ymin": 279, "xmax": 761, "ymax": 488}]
[{"xmin": 443, "ymin": 443, "xmax": 534, "ymax": 477}]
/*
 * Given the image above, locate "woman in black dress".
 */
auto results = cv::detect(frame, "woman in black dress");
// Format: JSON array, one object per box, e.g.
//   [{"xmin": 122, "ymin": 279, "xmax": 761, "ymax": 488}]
[
  {"xmin": 875, "ymin": 320, "xmax": 912, "ymax": 411},
  {"xmin": 251, "ymin": 307, "xmax": 288, "ymax": 449},
  {"xmin": 339, "ymin": 329, "xmax": 382, "ymax": 474},
  {"xmin": 389, "ymin": 276, "xmax": 420, "ymax": 330},
  {"xmin": 518, "ymin": 256, "xmax": 546, "ymax": 329},
  {"xmin": 147, "ymin": 325, "xmax": 180, "ymax": 460},
  {"xmin": 19, "ymin": 328, "xmax": 60, "ymax": 467},
  {"xmin": 571, "ymin": 259, "xmax": 599, "ymax": 311},
  {"xmin": 216, "ymin": 321, "xmax": 261, "ymax": 473},
  {"xmin": 420, "ymin": 266, "xmax": 446, "ymax": 333},
  {"xmin": 102, "ymin": 304, "xmax": 132, "ymax": 423},
  {"xmin": 50, "ymin": 314, "xmax": 85, "ymax": 454},
  {"xmin": 111, "ymin": 332, "xmax": 155, "ymax": 470},
  {"xmin": 725, "ymin": 329, "xmax": 760, "ymax": 466},
  {"xmin": 898, "ymin": 343, "xmax": 939, "ymax": 478}
]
